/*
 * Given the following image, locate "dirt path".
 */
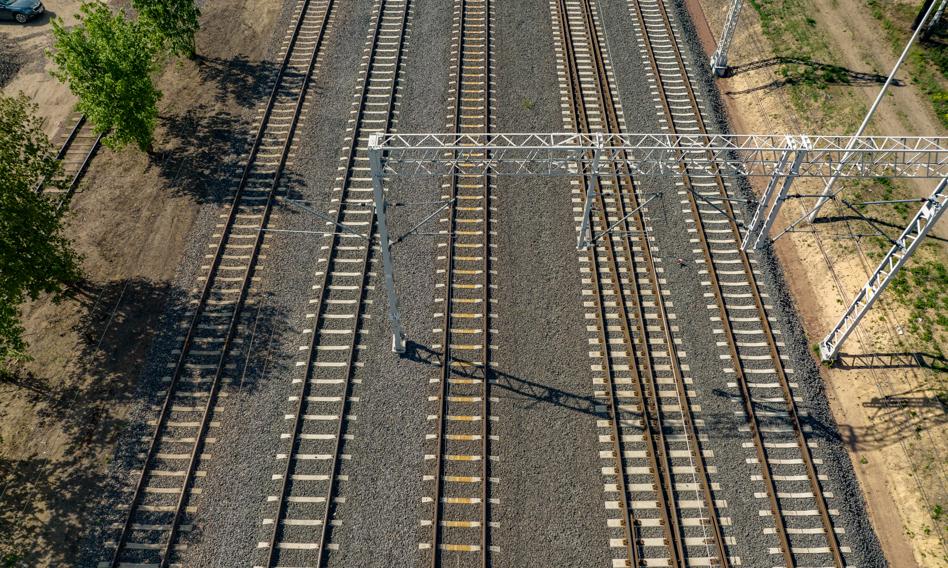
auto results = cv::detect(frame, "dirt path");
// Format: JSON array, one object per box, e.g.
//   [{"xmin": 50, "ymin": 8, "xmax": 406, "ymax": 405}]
[
  {"xmin": 0, "ymin": 1, "xmax": 285, "ymax": 565},
  {"xmin": 692, "ymin": 0, "xmax": 948, "ymax": 566}
]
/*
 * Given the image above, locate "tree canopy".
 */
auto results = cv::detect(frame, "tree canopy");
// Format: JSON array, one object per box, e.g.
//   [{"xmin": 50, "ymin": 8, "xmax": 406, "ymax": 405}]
[
  {"xmin": 49, "ymin": 2, "xmax": 161, "ymax": 151},
  {"xmin": 133, "ymin": 0, "xmax": 201, "ymax": 59},
  {"xmin": 0, "ymin": 95, "xmax": 82, "ymax": 369}
]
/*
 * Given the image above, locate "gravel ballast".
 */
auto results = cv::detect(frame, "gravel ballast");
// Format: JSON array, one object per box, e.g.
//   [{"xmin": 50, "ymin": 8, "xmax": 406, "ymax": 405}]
[{"xmin": 78, "ymin": 0, "xmax": 886, "ymax": 564}]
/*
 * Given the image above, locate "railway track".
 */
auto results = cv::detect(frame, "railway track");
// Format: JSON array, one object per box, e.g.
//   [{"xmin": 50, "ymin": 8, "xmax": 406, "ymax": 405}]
[
  {"xmin": 40, "ymin": 112, "xmax": 102, "ymax": 206},
  {"xmin": 551, "ymin": 0, "xmax": 733, "ymax": 566},
  {"xmin": 254, "ymin": 0, "xmax": 411, "ymax": 565},
  {"xmin": 102, "ymin": 0, "xmax": 335, "ymax": 564},
  {"xmin": 423, "ymin": 0, "xmax": 496, "ymax": 564},
  {"xmin": 623, "ymin": 0, "xmax": 850, "ymax": 565}
]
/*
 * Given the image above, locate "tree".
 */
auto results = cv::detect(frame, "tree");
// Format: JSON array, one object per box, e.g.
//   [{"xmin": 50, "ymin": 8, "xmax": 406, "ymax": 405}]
[
  {"xmin": 49, "ymin": 3, "xmax": 161, "ymax": 151},
  {"xmin": 0, "ymin": 95, "xmax": 82, "ymax": 370},
  {"xmin": 133, "ymin": 0, "xmax": 201, "ymax": 59}
]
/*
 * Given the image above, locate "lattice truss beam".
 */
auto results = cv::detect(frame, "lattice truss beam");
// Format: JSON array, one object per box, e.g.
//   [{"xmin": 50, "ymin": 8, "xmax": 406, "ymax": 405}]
[
  {"xmin": 367, "ymin": 133, "xmax": 948, "ymax": 358},
  {"xmin": 370, "ymin": 133, "xmax": 948, "ymax": 178}
]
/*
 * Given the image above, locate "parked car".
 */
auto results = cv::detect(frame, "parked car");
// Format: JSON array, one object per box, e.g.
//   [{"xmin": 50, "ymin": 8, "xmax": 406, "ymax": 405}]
[{"xmin": 0, "ymin": 0, "xmax": 44, "ymax": 23}]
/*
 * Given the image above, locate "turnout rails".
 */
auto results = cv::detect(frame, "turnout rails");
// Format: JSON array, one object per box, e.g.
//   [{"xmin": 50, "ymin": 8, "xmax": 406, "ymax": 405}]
[
  {"xmin": 624, "ymin": 0, "xmax": 849, "ymax": 565},
  {"xmin": 552, "ymin": 0, "xmax": 731, "ymax": 566}
]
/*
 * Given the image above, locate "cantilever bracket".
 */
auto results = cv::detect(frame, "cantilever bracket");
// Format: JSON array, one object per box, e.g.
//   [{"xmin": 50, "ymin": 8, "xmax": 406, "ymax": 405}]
[
  {"xmin": 577, "ymin": 133, "xmax": 605, "ymax": 250},
  {"xmin": 819, "ymin": 177, "xmax": 947, "ymax": 360},
  {"xmin": 741, "ymin": 135, "xmax": 811, "ymax": 251}
]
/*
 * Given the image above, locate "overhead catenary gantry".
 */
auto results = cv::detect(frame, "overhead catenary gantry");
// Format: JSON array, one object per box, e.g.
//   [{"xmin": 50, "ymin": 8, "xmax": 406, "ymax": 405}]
[
  {"xmin": 709, "ymin": 0, "xmax": 742, "ymax": 77},
  {"xmin": 367, "ymin": 132, "xmax": 948, "ymax": 358}
]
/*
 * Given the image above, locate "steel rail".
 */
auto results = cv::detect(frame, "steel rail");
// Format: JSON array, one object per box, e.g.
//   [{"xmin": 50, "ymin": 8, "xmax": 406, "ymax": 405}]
[
  {"xmin": 59, "ymin": 132, "xmax": 103, "ymax": 207},
  {"xmin": 555, "ymin": 0, "xmax": 697, "ymax": 565},
  {"xmin": 36, "ymin": 114, "xmax": 102, "ymax": 210},
  {"xmin": 580, "ymin": 3, "xmax": 731, "ymax": 560},
  {"xmin": 562, "ymin": 0, "xmax": 730, "ymax": 565},
  {"xmin": 552, "ymin": 1, "xmax": 643, "ymax": 563},
  {"xmin": 263, "ymin": 0, "xmax": 408, "ymax": 565},
  {"xmin": 627, "ymin": 0, "xmax": 845, "ymax": 565},
  {"xmin": 431, "ymin": 0, "xmax": 492, "ymax": 564},
  {"xmin": 108, "ymin": 1, "xmax": 328, "ymax": 565}
]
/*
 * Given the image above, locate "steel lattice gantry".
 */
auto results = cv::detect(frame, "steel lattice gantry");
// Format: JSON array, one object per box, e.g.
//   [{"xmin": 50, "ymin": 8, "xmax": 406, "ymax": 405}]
[
  {"xmin": 367, "ymin": 132, "xmax": 948, "ymax": 357},
  {"xmin": 371, "ymin": 133, "xmax": 948, "ymax": 177}
]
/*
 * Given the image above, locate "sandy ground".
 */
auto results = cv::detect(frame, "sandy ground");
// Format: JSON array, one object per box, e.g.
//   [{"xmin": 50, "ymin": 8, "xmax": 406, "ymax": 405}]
[
  {"xmin": 0, "ymin": 0, "xmax": 82, "ymax": 136},
  {"xmin": 0, "ymin": 1, "xmax": 284, "ymax": 565},
  {"xmin": 693, "ymin": 0, "xmax": 948, "ymax": 566}
]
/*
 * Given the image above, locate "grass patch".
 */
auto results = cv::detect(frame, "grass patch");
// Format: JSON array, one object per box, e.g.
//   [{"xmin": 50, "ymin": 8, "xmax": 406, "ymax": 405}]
[
  {"xmin": 866, "ymin": 0, "xmax": 948, "ymax": 128},
  {"xmin": 889, "ymin": 258, "xmax": 948, "ymax": 352},
  {"xmin": 746, "ymin": 0, "xmax": 866, "ymax": 127}
]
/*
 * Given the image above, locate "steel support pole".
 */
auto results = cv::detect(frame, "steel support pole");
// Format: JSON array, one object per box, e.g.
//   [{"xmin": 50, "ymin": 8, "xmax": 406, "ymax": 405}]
[
  {"xmin": 577, "ymin": 133, "xmax": 604, "ymax": 249},
  {"xmin": 923, "ymin": 0, "xmax": 947, "ymax": 40},
  {"xmin": 742, "ymin": 142, "xmax": 792, "ymax": 251},
  {"xmin": 809, "ymin": 0, "xmax": 941, "ymax": 221},
  {"xmin": 752, "ymin": 138, "xmax": 809, "ymax": 249},
  {"xmin": 710, "ymin": 0, "xmax": 743, "ymax": 77},
  {"xmin": 819, "ymin": 177, "xmax": 947, "ymax": 360},
  {"xmin": 369, "ymin": 137, "xmax": 407, "ymax": 353}
]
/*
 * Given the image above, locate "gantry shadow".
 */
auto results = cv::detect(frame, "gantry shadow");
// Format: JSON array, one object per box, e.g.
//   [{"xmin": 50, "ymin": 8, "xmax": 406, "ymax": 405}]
[
  {"xmin": 837, "ymin": 387, "xmax": 948, "ymax": 452},
  {"xmin": 403, "ymin": 341, "xmax": 605, "ymax": 418},
  {"xmin": 835, "ymin": 351, "xmax": 948, "ymax": 370},
  {"xmin": 722, "ymin": 56, "xmax": 900, "ymax": 94},
  {"xmin": 814, "ymin": 212, "xmax": 948, "ymax": 244},
  {"xmin": 404, "ymin": 342, "xmax": 863, "ymax": 447}
]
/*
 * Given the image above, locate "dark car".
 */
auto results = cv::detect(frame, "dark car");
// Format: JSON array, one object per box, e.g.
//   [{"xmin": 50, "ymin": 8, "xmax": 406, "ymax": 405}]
[{"xmin": 0, "ymin": 0, "xmax": 44, "ymax": 23}]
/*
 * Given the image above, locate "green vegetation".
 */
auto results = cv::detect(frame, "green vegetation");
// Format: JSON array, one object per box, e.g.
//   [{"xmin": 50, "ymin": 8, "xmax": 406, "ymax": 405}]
[
  {"xmin": 745, "ymin": 0, "xmax": 864, "ymax": 128},
  {"xmin": 745, "ymin": 0, "xmax": 948, "ymax": 355},
  {"xmin": 867, "ymin": 0, "xmax": 948, "ymax": 128},
  {"xmin": 889, "ymin": 258, "xmax": 948, "ymax": 351},
  {"xmin": 0, "ymin": 95, "xmax": 82, "ymax": 372},
  {"xmin": 48, "ymin": 0, "xmax": 202, "ymax": 151},
  {"xmin": 133, "ymin": 0, "xmax": 201, "ymax": 59},
  {"xmin": 49, "ymin": 3, "xmax": 162, "ymax": 151}
]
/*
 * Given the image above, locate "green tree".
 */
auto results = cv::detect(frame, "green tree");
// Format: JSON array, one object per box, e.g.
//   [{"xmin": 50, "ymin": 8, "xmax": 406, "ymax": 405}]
[
  {"xmin": 49, "ymin": 3, "xmax": 161, "ymax": 151},
  {"xmin": 0, "ymin": 95, "xmax": 82, "ymax": 370},
  {"xmin": 133, "ymin": 0, "xmax": 201, "ymax": 58}
]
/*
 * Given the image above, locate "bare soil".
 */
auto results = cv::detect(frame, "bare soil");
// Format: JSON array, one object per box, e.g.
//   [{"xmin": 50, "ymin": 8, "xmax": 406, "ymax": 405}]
[
  {"xmin": 0, "ymin": 1, "xmax": 283, "ymax": 565},
  {"xmin": 692, "ymin": 0, "xmax": 948, "ymax": 566}
]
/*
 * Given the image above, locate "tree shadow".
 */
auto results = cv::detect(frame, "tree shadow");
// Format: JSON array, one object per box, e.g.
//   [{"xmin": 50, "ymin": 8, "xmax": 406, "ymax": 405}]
[
  {"xmin": 0, "ymin": 32, "xmax": 24, "ymax": 89},
  {"xmin": 0, "ymin": 276, "xmax": 288, "ymax": 566},
  {"xmin": 722, "ymin": 56, "xmax": 901, "ymax": 95},
  {"xmin": 194, "ymin": 54, "xmax": 279, "ymax": 110},
  {"xmin": 0, "ymin": 277, "xmax": 178, "ymax": 565},
  {"xmin": 154, "ymin": 106, "xmax": 307, "ymax": 205}
]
